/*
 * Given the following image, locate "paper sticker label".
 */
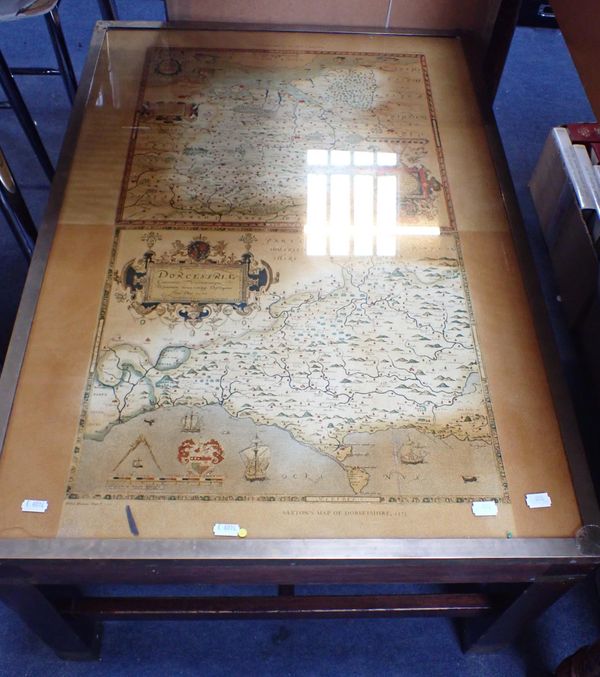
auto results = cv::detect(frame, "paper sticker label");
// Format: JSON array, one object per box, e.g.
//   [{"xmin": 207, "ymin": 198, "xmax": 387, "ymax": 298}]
[
  {"xmin": 526, "ymin": 492, "xmax": 552, "ymax": 509},
  {"xmin": 21, "ymin": 499, "xmax": 48, "ymax": 513},
  {"xmin": 213, "ymin": 523, "xmax": 240, "ymax": 537},
  {"xmin": 472, "ymin": 501, "xmax": 498, "ymax": 517}
]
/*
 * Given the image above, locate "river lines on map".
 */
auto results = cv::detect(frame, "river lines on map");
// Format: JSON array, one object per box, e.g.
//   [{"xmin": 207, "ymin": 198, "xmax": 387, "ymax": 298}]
[
  {"xmin": 116, "ymin": 47, "xmax": 455, "ymax": 230},
  {"xmin": 66, "ymin": 228, "xmax": 508, "ymax": 504}
]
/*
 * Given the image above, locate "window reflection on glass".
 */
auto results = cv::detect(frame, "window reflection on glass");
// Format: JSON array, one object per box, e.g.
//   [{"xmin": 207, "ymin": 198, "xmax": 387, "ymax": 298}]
[
  {"xmin": 330, "ymin": 174, "xmax": 351, "ymax": 255},
  {"xmin": 305, "ymin": 149, "xmax": 440, "ymax": 256},
  {"xmin": 330, "ymin": 150, "xmax": 351, "ymax": 167}
]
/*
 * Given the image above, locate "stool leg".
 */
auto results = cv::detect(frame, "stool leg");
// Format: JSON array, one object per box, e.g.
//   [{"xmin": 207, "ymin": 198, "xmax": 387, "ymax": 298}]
[
  {"xmin": 0, "ymin": 50, "xmax": 54, "ymax": 182},
  {"xmin": 0, "ymin": 148, "xmax": 37, "ymax": 261},
  {"xmin": 45, "ymin": 8, "xmax": 77, "ymax": 104},
  {"xmin": 97, "ymin": 0, "xmax": 118, "ymax": 20}
]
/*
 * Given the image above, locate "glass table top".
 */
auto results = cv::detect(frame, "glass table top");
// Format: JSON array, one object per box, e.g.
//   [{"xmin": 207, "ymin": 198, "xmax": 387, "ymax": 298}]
[{"xmin": 0, "ymin": 28, "xmax": 582, "ymax": 541}]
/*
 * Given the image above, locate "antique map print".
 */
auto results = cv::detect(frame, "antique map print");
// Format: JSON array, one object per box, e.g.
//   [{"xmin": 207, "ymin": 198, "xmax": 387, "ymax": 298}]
[
  {"xmin": 67, "ymin": 228, "xmax": 508, "ymax": 503},
  {"xmin": 117, "ymin": 47, "xmax": 454, "ymax": 230},
  {"xmin": 65, "ymin": 44, "xmax": 508, "ymax": 506}
]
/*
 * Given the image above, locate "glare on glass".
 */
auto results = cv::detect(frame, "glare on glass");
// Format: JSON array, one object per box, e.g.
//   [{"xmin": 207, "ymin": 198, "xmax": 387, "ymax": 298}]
[
  {"xmin": 304, "ymin": 149, "xmax": 437, "ymax": 256},
  {"xmin": 376, "ymin": 175, "xmax": 397, "ymax": 256},
  {"xmin": 330, "ymin": 150, "xmax": 351, "ymax": 166},
  {"xmin": 376, "ymin": 151, "xmax": 397, "ymax": 166},
  {"xmin": 353, "ymin": 175, "xmax": 374, "ymax": 256},
  {"xmin": 353, "ymin": 151, "xmax": 374, "ymax": 166},
  {"xmin": 329, "ymin": 174, "xmax": 351, "ymax": 255},
  {"xmin": 306, "ymin": 149, "xmax": 329, "ymax": 165},
  {"xmin": 305, "ymin": 173, "xmax": 328, "ymax": 255}
]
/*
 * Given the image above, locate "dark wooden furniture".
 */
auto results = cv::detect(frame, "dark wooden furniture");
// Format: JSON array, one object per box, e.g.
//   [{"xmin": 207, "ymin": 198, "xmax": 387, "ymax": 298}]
[{"xmin": 2, "ymin": 537, "xmax": 600, "ymax": 660}]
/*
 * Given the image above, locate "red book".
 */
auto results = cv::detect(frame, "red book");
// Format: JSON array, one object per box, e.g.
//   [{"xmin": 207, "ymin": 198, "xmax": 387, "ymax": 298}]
[{"xmin": 564, "ymin": 122, "xmax": 600, "ymax": 144}]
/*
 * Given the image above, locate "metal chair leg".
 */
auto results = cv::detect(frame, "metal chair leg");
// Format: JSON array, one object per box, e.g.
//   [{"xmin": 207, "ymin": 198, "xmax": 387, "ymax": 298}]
[
  {"xmin": 0, "ymin": 148, "xmax": 37, "ymax": 262},
  {"xmin": 0, "ymin": 50, "xmax": 54, "ymax": 182},
  {"xmin": 44, "ymin": 7, "xmax": 77, "ymax": 104},
  {"xmin": 96, "ymin": 0, "xmax": 118, "ymax": 20}
]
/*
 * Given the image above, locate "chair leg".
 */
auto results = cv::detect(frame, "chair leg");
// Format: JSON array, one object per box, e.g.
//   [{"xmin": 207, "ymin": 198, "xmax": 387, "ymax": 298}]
[
  {"xmin": 45, "ymin": 7, "xmax": 77, "ymax": 104},
  {"xmin": 97, "ymin": 0, "xmax": 118, "ymax": 20},
  {"xmin": 0, "ymin": 148, "xmax": 37, "ymax": 261},
  {"xmin": 0, "ymin": 50, "xmax": 54, "ymax": 182}
]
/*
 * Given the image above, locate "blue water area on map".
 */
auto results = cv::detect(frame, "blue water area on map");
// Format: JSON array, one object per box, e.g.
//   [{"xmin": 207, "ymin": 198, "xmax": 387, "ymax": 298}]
[{"xmin": 155, "ymin": 345, "xmax": 191, "ymax": 370}]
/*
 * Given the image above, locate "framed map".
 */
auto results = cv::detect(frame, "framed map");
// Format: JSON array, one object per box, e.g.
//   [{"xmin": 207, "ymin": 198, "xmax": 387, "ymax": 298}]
[
  {"xmin": 64, "ymin": 42, "xmax": 509, "ymax": 508},
  {"xmin": 0, "ymin": 30, "xmax": 579, "ymax": 540}
]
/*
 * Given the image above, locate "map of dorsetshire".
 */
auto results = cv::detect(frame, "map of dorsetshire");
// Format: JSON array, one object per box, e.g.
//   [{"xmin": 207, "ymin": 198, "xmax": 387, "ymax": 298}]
[
  {"xmin": 67, "ymin": 228, "xmax": 508, "ymax": 503},
  {"xmin": 117, "ymin": 46, "xmax": 454, "ymax": 229},
  {"xmin": 64, "ymin": 44, "xmax": 508, "ymax": 504}
]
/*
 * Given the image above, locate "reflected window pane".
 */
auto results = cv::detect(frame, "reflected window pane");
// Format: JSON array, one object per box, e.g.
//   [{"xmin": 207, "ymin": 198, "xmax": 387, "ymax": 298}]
[
  {"xmin": 330, "ymin": 150, "xmax": 351, "ymax": 166},
  {"xmin": 376, "ymin": 151, "xmax": 397, "ymax": 166},
  {"xmin": 353, "ymin": 151, "xmax": 374, "ymax": 166},
  {"xmin": 376, "ymin": 234, "xmax": 397, "ymax": 256},
  {"xmin": 307, "ymin": 149, "xmax": 329, "ymax": 165},
  {"xmin": 398, "ymin": 225, "xmax": 441, "ymax": 236},
  {"xmin": 306, "ymin": 173, "xmax": 328, "ymax": 227},
  {"xmin": 354, "ymin": 234, "xmax": 374, "ymax": 256},
  {"xmin": 376, "ymin": 175, "xmax": 397, "ymax": 256},
  {"xmin": 305, "ymin": 232, "xmax": 328, "ymax": 256},
  {"xmin": 376, "ymin": 175, "xmax": 397, "ymax": 227},
  {"xmin": 353, "ymin": 175, "xmax": 374, "ymax": 256},
  {"xmin": 305, "ymin": 148, "xmax": 437, "ymax": 258},
  {"xmin": 330, "ymin": 174, "xmax": 351, "ymax": 255}
]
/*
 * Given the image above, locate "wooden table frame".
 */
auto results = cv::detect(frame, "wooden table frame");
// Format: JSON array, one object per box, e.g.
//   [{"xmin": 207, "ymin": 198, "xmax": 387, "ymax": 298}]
[{"xmin": 1, "ymin": 16, "xmax": 600, "ymax": 660}]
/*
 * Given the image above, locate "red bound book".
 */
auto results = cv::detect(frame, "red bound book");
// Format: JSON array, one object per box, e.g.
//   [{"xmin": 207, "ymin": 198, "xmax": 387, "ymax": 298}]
[{"xmin": 564, "ymin": 122, "xmax": 600, "ymax": 145}]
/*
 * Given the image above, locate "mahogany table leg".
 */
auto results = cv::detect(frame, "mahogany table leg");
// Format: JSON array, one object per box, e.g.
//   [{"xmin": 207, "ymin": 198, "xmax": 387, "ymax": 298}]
[
  {"xmin": 0, "ymin": 583, "xmax": 102, "ymax": 660},
  {"xmin": 461, "ymin": 579, "xmax": 579, "ymax": 653}
]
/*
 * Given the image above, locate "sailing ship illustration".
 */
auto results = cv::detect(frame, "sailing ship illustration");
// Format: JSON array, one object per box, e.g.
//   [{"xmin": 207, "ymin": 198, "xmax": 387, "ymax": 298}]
[
  {"xmin": 399, "ymin": 436, "xmax": 428, "ymax": 465},
  {"xmin": 181, "ymin": 409, "xmax": 203, "ymax": 433},
  {"xmin": 241, "ymin": 436, "xmax": 271, "ymax": 481}
]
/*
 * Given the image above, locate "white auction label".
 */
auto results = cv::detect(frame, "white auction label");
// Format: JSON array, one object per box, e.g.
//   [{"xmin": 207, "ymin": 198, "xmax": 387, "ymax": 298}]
[
  {"xmin": 21, "ymin": 499, "xmax": 48, "ymax": 513},
  {"xmin": 471, "ymin": 501, "xmax": 498, "ymax": 517},
  {"xmin": 525, "ymin": 492, "xmax": 552, "ymax": 509},
  {"xmin": 213, "ymin": 523, "xmax": 241, "ymax": 537}
]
